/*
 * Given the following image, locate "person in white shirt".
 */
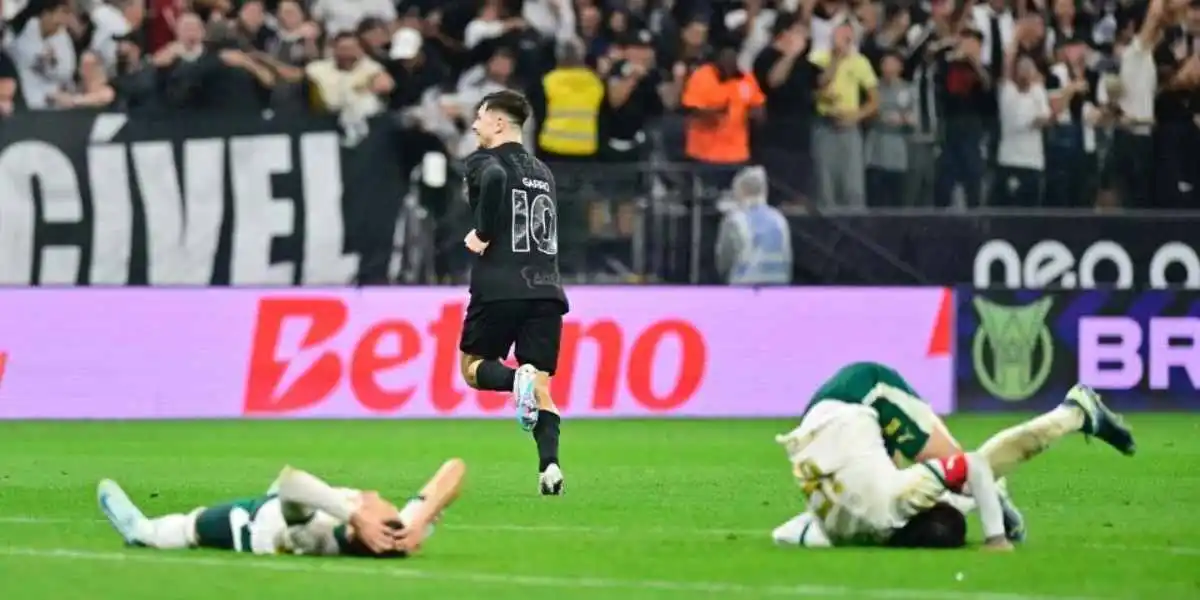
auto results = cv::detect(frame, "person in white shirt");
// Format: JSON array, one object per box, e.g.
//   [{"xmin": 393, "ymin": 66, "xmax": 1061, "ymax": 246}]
[
  {"xmin": 522, "ymin": 0, "xmax": 577, "ymax": 45},
  {"xmin": 725, "ymin": 0, "xmax": 778, "ymax": 72},
  {"xmin": 88, "ymin": 0, "xmax": 144, "ymax": 78},
  {"xmin": 310, "ymin": 0, "xmax": 396, "ymax": 36},
  {"xmin": 972, "ymin": 0, "xmax": 1014, "ymax": 69},
  {"xmin": 465, "ymin": 0, "xmax": 526, "ymax": 50},
  {"xmin": 994, "ymin": 49, "xmax": 1051, "ymax": 207},
  {"xmin": 305, "ymin": 32, "xmax": 395, "ymax": 145},
  {"xmin": 3, "ymin": 0, "xmax": 75, "ymax": 110},
  {"xmin": 1102, "ymin": 0, "xmax": 1165, "ymax": 208}
]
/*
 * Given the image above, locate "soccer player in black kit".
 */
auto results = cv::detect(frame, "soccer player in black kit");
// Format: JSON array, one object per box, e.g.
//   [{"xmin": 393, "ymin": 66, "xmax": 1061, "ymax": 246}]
[{"xmin": 459, "ymin": 90, "xmax": 567, "ymax": 496}]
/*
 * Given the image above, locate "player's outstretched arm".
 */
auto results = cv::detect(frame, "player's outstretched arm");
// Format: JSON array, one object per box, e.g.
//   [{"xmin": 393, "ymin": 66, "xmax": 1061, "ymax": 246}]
[
  {"xmin": 963, "ymin": 453, "xmax": 1012, "ymax": 551},
  {"xmin": 408, "ymin": 458, "xmax": 467, "ymax": 527},
  {"xmin": 396, "ymin": 458, "xmax": 467, "ymax": 552}
]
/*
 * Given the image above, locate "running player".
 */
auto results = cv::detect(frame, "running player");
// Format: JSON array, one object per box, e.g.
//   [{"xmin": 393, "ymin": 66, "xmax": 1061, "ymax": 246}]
[
  {"xmin": 96, "ymin": 459, "xmax": 465, "ymax": 557},
  {"xmin": 771, "ymin": 382, "xmax": 1135, "ymax": 549},
  {"xmin": 459, "ymin": 89, "xmax": 568, "ymax": 495}
]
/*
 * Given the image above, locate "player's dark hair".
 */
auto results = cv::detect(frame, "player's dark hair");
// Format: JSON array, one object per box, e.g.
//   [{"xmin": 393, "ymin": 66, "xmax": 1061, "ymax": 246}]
[
  {"xmin": 886, "ymin": 503, "xmax": 967, "ymax": 549},
  {"xmin": 343, "ymin": 519, "xmax": 409, "ymax": 559},
  {"xmin": 478, "ymin": 89, "xmax": 532, "ymax": 126}
]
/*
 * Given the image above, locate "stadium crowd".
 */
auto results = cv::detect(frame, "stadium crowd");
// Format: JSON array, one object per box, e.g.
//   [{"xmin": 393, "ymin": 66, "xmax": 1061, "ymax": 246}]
[{"xmin": 2, "ymin": 0, "xmax": 1198, "ymax": 211}]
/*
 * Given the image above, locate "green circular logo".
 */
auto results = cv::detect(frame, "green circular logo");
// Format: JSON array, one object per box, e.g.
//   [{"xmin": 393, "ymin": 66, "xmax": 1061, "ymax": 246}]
[{"xmin": 970, "ymin": 297, "xmax": 1056, "ymax": 403}]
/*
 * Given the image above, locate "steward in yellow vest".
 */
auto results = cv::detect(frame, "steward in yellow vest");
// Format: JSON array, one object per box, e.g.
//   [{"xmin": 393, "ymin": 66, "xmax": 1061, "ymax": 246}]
[{"xmin": 537, "ymin": 40, "xmax": 604, "ymax": 158}]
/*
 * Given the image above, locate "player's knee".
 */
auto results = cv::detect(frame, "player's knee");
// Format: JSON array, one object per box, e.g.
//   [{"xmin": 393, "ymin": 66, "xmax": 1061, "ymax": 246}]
[{"xmin": 460, "ymin": 354, "xmax": 482, "ymax": 388}]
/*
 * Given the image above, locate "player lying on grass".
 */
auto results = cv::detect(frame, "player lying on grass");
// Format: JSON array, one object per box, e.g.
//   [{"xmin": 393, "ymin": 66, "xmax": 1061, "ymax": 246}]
[
  {"xmin": 97, "ymin": 459, "xmax": 465, "ymax": 557},
  {"xmin": 795, "ymin": 362, "xmax": 1031, "ymax": 540},
  {"xmin": 771, "ymin": 378, "xmax": 1134, "ymax": 549}
]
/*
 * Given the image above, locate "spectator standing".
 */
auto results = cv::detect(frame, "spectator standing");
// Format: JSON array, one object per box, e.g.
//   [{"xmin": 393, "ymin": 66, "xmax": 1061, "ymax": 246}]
[
  {"xmin": 305, "ymin": 31, "xmax": 393, "ymax": 142},
  {"xmin": 753, "ymin": 13, "xmax": 819, "ymax": 205},
  {"xmin": 1152, "ymin": 0, "xmax": 1200, "ymax": 209},
  {"xmin": 1106, "ymin": 0, "xmax": 1164, "ymax": 208},
  {"xmin": 810, "ymin": 22, "xmax": 877, "ymax": 210},
  {"xmin": 5, "ymin": 0, "xmax": 76, "ymax": 110},
  {"xmin": 598, "ymin": 30, "xmax": 667, "ymax": 235},
  {"xmin": 532, "ymin": 38, "xmax": 605, "ymax": 162},
  {"xmin": 110, "ymin": 31, "xmax": 161, "ymax": 112},
  {"xmin": 1045, "ymin": 36, "xmax": 1101, "ymax": 207},
  {"xmin": 933, "ymin": 27, "xmax": 992, "ymax": 208},
  {"xmin": 903, "ymin": 0, "xmax": 957, "ymax": 207},
  {"xmin": 527, "ymin": 38, "xmax": 604, "ymax": 278},
  {"xmin": 994, "ymin": 53, "xmax": 1051, "ymax": 207},
  {"xmin": 257, "ymin": 0, "xmax": 319, "ymax": 114},
  {"xmin": 682, "ymin": 44, "xmax": 766, "ymax": 190},
  {"xmin": 603, "ymin": 30, "xmax": 666, "ymax": 165},
  {"xmin": 155, "ymin": 11, "xmax": 275, "ymax": 113},
  {"xmin": 866, "ymin": 50, "xmax": 916, "ymax": 207}
]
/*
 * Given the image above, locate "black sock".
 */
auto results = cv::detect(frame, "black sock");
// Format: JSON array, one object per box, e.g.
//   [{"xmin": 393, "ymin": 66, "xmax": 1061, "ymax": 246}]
[
  {"xmin": 475, "ymin": 360, "xmax": 516, "ymax": 392},
  {"xmin": 532, "ymin": 410, "xmax": 561, "ymax": 472}
]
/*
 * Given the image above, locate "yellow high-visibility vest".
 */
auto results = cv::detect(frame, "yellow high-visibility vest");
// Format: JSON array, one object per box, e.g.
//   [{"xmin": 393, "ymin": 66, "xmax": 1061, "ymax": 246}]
[{"xmin": 538, "ymin": 67, "xmax": 604, "ymax": 156}]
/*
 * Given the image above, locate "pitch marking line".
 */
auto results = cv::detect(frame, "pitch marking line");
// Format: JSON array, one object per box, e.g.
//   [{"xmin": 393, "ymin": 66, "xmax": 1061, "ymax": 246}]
[
  {"xmin": 0, "ymin": 546, "xmax": 1104, "ymax": 600},
  {"xmin": 1, "ymin": 516, "xmax": 1197, "ymax": 557}
]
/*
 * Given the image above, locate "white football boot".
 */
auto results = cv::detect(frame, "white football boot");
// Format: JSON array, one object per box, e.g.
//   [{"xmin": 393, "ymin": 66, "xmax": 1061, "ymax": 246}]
[
  {"xmin": 539, "ymin": 463, "xmax": 564, "ymax": 496},
  {"xmin": 97, "ymin": 479, "xmax": 152, "ymax": 546}
]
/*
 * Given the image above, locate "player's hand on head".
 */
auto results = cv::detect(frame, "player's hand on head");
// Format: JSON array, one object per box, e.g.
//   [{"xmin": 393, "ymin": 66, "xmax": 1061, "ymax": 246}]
[
  {"xmin": 349, "ymin": 511, "xmax": 396, "ymax": 554},
  {"xmin": 349, "ymin": 494, "xmax": 402, "ymax": 554},
  {"xmin": 394, "ymin": 524, "xmax": 427, "ymax": 554}
]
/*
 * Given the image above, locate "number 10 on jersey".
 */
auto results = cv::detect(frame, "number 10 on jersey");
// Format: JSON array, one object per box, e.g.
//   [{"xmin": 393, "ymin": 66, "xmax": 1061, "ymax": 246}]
[{"xmin": 511, "ymin": 189, "xmax": 558, "ymax": 255}]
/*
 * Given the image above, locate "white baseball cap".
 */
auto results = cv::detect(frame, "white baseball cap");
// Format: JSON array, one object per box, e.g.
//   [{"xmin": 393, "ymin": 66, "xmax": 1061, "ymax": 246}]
[{"xmin": 389, "ymin": 27, "xmax": 423, "ymax": 60}]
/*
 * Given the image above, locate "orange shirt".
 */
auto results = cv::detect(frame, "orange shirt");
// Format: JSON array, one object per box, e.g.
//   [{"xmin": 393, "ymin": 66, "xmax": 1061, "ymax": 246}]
[{"xmin": 681, "ymin": 64, "xmax": 765, "ymax": 164}]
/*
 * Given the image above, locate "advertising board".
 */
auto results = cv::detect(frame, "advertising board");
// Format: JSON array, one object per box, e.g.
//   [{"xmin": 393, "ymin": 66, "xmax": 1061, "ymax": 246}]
[{"xmin": 0, "ymin": 287, "xmax": 954, "ymax": 419}]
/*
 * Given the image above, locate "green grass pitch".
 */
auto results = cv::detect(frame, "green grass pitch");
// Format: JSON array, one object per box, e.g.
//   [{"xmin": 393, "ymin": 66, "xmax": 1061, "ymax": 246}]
[{"xmin": 0, "ymin": 415, "xmax": 1196, "ymax": 599}]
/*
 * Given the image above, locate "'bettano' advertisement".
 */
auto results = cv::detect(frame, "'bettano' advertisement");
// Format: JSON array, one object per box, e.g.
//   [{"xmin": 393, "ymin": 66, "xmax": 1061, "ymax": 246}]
[{"xmin": 0, "ymin": 287, "xmax": 953, "ymax": 420}]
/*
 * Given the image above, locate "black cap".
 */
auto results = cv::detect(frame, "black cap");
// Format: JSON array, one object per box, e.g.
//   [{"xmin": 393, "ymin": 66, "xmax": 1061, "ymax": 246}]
[{"xmin": 618, "ymin": 29, "xmax": 654, "ymax": 48}]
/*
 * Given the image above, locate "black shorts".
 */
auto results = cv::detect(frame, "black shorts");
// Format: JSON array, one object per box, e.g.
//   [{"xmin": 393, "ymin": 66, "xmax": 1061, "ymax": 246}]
[{"xmin": 458, "ymin": 298, "xmax": 565, "ymax": 375}]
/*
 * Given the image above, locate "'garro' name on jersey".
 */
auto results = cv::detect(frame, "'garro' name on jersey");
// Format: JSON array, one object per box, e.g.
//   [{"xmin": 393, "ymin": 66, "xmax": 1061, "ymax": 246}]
[{"xmin": 522, "ymin": 178, "xmax": 551, "ymax": 192}]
